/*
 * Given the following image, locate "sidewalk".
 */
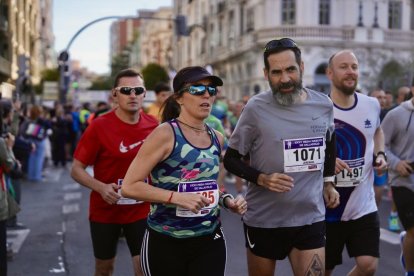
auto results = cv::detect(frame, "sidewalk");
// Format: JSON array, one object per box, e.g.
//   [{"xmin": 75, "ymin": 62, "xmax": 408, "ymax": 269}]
[
  {"xmin": 6, "ymin": 166, "xmax": 65, "ymax": 259},
  {"xmin": 7, "ymin": 164, "xmax": 135, "ymax": 276},
  {"xmin": 7, "ymin": 165, "xmax": 69, "ymax": 276}
]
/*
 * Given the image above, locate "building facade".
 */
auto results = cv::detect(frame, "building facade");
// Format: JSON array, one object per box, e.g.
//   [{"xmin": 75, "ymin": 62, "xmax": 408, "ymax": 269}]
[
  {"xmin": 109, "ymin": 17, "xmax": 140, "ymax": 59},
  {"xmin": 173, "ymin": 0, "xmax": 414, "ymax": 100},
  {"xmin": 137, "ymin": 7, "xmax": 173, "ymax": 70},
  {"xmin": 0, "ymin": 0, "xmax": 54, "ymax": 100}
]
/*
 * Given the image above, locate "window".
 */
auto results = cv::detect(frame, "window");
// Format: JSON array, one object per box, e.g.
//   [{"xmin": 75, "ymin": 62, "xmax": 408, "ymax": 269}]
[
  {"xmin": 218, "ymin": 18, "xmax": 223, "ymax": 46},
  {"xmin": 240, "ymin": 1, "xmax": 245, "ymax": 34},
  {"xmin": 281, "ymin": 0, "xmax": 296, "ymax": 25},
  {"xmin": 228, "ymin": 10, "xmax": 235, "ymax": 36},
  {"xmin": 388, "ymin": 1, "xmax": 402, "ymax": 29},
  {"xmin": 319, "ymin": 0, "xmax": 330, "ymax": 25},
  {"xmin": 246, "ymin": 8, "xmax": 254, "ymax": 32}
]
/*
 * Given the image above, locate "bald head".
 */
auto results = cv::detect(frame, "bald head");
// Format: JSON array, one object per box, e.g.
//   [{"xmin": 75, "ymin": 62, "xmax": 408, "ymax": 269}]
[
  {"xmin": 327, "ymin": 50, "xmax": 359, "ymax": 96},
  {"xmin": 397, "ymin": 86, "xmax": 410, "ymax": 104},
  {"xmin": 328, "ymin": 50, "xmax": 358, "ymax": 68}
]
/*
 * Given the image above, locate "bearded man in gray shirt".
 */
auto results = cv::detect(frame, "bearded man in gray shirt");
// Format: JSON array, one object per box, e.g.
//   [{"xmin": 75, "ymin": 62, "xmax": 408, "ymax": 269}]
[{"xmin": 224, "ymin": 38, "xmax": 339, "ymax": 276}]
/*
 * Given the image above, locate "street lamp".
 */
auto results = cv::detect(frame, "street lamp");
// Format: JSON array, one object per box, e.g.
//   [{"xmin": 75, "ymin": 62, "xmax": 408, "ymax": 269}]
[{"xmin": 58, "ymin": 15, "xmax": 189, "ymax": 104}]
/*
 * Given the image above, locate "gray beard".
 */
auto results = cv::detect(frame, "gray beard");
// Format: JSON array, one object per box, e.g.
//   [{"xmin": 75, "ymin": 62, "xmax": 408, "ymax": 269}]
[{"xmin": 271, "ymin": 83, "xmax": 303, "ymax": 106}]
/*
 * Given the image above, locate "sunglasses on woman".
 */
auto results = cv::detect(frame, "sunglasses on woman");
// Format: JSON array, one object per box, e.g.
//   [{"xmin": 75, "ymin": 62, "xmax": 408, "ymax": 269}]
[
  {"xmin": 179, "ymin": 85, "xmax": 218, "ymax": 96},
  {"xmin": 115, "ymin": 86, "xmax": 146, "ymax": 96}
]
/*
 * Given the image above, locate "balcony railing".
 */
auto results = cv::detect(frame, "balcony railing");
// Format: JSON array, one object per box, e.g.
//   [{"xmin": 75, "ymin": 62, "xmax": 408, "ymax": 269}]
[
  {"xmin": 256, "ymin": 26, "xmax": 355, "ymax": 42},
  {"xmin": 206, "ymin": 25, "xmax": 414, "ymax": 66},
  {"xmin": 384, "ymin": 29, "xmax": 414, "ymax": 48}
]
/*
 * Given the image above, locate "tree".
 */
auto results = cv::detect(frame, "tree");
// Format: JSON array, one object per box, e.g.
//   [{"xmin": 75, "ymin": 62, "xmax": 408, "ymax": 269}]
[
  {"xmin": 141, "ymin": 63, "xmax": 170, "ymax": 90},
  {"xmin": 110, "ymin": 49, "xmax": 131, "ymax": 81},
  {"xmin": 34, "ymin": 68, "xmax": 60, "ymax": 95},
  {"xmin": 41, "ymin": 68, "xmax": 59, "ymax": 81},
  {"xmin": 378, "ymin": 60, "xmax": 407, "ymax": 93},
  {"xmin": 89, "ymin": 75, "xmax": 112, "ymax": 90}
]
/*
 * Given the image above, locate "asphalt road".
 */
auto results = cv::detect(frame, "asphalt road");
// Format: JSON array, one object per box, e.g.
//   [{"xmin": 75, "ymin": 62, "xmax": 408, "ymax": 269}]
[{"xmin": 7, "ymin": 165, "xmax": 405, "ymax": 275}]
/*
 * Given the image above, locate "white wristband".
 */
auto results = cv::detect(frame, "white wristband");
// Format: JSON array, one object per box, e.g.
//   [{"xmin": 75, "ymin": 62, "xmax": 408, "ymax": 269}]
[{"xmin": 323, "ymin": 176, "xmax": 336, "ymax": 183}]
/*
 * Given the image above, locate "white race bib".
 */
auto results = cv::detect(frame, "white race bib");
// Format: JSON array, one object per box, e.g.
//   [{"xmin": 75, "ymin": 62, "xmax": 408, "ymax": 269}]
[
  {"xmin": 116, "ymin": 178, "xmax": 144, "ymax": 205},
  {"xmin": 176, "ymin": 180, "xmax": 219, "ymax": 217},
  {"xmin": 283, "ymin": 137, "xmax": 325, "ymax": 173},
  {"xmin": 336, "ymin": 158, "xmax": 364, "ymax": 187}
]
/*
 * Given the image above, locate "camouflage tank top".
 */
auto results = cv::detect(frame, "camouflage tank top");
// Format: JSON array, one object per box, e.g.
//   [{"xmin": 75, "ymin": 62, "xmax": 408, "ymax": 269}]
[{"xmin": 147, "ymin": 119, "xmax": 222, "ymax": 238}]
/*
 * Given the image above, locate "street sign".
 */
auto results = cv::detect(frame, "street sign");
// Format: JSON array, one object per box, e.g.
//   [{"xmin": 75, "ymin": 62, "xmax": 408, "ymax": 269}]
[{"xmin": 43, "ymin": 81, "xmax": 59, "ymax": 100}]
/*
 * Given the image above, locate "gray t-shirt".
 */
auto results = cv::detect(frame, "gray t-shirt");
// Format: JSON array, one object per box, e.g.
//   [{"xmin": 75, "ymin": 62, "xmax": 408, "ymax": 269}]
[{"xmin": 229, "ymin": 89, "xmax": 334, "ymax": 228}]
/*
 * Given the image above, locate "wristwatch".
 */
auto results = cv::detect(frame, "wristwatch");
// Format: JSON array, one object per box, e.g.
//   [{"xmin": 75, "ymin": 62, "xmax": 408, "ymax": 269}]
[{"xmin": 375, "ymin": 151, "xmax": 387, "ymax": 161}]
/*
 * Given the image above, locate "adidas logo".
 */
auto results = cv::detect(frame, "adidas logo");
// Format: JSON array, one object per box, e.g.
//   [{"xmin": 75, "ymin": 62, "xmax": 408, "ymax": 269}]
[{"xmin": 214, "ymin": 233, "xmax": 221, "ymax": 240}]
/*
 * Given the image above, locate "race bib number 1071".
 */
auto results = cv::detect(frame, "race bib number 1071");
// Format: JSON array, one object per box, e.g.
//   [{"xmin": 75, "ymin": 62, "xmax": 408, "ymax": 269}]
[{"xmin": 283, "ymin": 137, "xmax": 325, "ymax": 173}]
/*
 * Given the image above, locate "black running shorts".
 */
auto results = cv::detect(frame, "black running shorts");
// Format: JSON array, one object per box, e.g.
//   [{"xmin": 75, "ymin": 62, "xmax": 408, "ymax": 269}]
[
  {"xmin": 243, "ymin": 221, "xmax": 325, "ymax": 260},
  {"xmin": 90, "ymin": 218, "xmax": 147, "ymax": 260},
  {"xmin": 392, "ymin": 186, "xmax": 414, "ymax": 230},
  {"xmin": 325, "ymin": 212, "xmax": 380, "ymax": 270}
]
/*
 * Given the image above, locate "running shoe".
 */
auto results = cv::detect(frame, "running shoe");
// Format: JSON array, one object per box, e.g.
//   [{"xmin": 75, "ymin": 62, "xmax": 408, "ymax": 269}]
[
  {"xmin": 388, "ymin": 214, "xmax": 401, "ymax": 232},
  {"xmin": 400, "ymin": 231, "xmax": 406, "ymax": 271}
]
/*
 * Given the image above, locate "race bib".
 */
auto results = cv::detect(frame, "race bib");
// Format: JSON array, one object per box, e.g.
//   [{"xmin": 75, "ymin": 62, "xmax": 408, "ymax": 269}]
[
  {"xmin": 336, "ymin": 158, "xmax": 364, "ymax": 187},
  {"xmin": 116, "ymin": 178, "xmax": 144, "ymax": 205},
  {"xmin": 283, "ymin": 137, "xmax": 325, "ymax": 173},
  {"xmin": 176, "ymin": 180, "xmax": 219, "ymax": 217}
]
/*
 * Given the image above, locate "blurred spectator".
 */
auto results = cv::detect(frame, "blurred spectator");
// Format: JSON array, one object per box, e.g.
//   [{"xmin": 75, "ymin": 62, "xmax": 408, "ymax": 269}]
[
  {"xmin": 385, "ymin": 90, "xmax": 394, "ymax": 110},
  {"xmin": 146, "ymin": 82, "xmax": 171, "ymax": 122},
  {"xmin": 397, "ymin": 86, "xmax": 411, "ymax": 105},
  {"xmin": 68, "ymin": 105, "xmax": 81, "ymax": 157},
  {"xmin": 369, "ymin": 89, "xmax": 401, "ymax": 231},
  {"xmin": 79, "ymin": 103, "xmax": 91, "ymax": 132},
  {"xmin": 0, "ymin": 102, "xmax": 19, "ymax": 275},
  {"xmin": 369, "ymin": 89, "xmax": 388, "ymax": 121},
  {"xmin": 20, "ymin": 105, "xmax": 51, "ymax": 182},
  {"xmin": 1, "ymin": 100, "xmax": 28, "ymax": 229},
  {"xmin": 51, "ymin": 104, "xmax": 70, "ymax": 167},
  {"xmin": 86, "ymin": 101, "xmax": 110, "ymax": 125}
]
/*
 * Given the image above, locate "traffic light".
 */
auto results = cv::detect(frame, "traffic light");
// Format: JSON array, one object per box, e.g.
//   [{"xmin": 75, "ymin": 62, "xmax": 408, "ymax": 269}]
[
  {"xmin": 58, "ymin": 50, "xmax": 69, "ymax": 62},
  {"xmin": 58, "ymin": 50, "xmax": 70, "ymax": 103},
  {"xmin": 175, "ymin": 15, "xmax": 188, "ymax": 36}
]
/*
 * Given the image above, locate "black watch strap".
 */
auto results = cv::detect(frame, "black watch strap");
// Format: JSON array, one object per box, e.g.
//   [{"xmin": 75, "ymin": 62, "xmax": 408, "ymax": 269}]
[{"xmin": 376, "ymin": 151, "xmax": 387, "ymax": 161}]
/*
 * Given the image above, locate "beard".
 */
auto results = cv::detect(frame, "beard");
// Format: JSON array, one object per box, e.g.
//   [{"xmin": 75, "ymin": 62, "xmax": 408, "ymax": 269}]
[
  {"xmin": 333, "ymin": 77, "xmax": 358, "ymax": 95},
  {"xmin": 270, "ymin": 78, "xmax": 303, "ymax": 106}
]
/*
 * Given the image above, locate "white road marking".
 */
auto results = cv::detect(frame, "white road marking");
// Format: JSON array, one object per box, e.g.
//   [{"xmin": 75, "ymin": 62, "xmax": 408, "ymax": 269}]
[
  {"xmin": 64, "ymin": 192, "xmax": 82, "ymax": 201},
  {"xmin": 49, "ymin": 256, "xmax": 66, "ymax": 273},
  {"xmin": 6, "ymin": 229, "xmax": 30, "ymax": 254},
  {"xmin": 62, "ymin": 204, "xmax": 80, "ymax": 214},
  {"xmin": 44, "ymin": 167, "xmax": 64, "ymax": 182},
  {"xmin": 380, "ymin": 228, "xmax": 400, "ymax": 245},
  {"xmin": 62, "ymin": 183, "xmax": 80, "ymax": 191}
]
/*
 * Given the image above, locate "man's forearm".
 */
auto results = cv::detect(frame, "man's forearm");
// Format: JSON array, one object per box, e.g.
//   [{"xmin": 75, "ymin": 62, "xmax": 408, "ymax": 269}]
[{"xmin": 223, "ymin": 147, "xmax": 261, "ymax": 184}]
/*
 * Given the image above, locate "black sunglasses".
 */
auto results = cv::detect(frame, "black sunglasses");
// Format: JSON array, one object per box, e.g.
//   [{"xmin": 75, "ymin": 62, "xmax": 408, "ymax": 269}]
[
  {"xmin": 264, "ymin": 38, "xmax": 299, "ymax": 52},
  {"xmin": 115, "ymin": 86, "xmax": 146, "ymax": 96},
  {"xmin": 179, "ymin": 85, "xmax": 218, "ymax": 96}
]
